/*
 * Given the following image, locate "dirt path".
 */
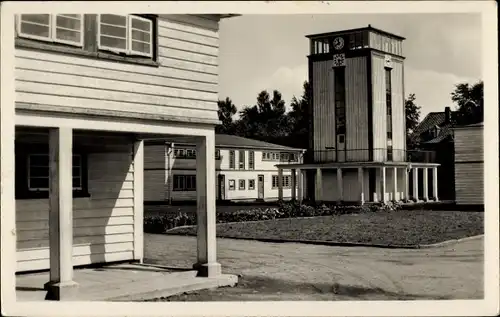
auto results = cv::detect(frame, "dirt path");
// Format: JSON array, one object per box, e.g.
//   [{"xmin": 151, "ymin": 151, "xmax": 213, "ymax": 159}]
[{"xmin": 144, "ymin": 234, "xmax": 484, "ymax": 301}]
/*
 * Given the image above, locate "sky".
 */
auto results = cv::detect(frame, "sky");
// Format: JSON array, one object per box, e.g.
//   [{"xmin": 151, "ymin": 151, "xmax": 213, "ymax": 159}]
[{"xmin": 218, "ymin": 13, "xmax": 482, "ymax": 120}]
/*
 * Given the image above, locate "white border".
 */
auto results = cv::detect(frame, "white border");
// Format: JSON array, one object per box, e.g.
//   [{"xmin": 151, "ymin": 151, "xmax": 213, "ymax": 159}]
[{"xmin": 1, "ymin": 1, "xmax": 499, "ymax": 317}]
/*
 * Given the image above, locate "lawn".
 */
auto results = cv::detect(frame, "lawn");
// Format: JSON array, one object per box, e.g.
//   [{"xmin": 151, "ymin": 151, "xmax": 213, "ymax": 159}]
[{"xmin": 166, "ymin": 210, "xmax": 484, "ymax": 246}]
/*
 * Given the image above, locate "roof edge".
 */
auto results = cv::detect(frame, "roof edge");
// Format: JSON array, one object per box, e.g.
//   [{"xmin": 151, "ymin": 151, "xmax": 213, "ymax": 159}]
[{"xmin": 306, "ymin": 25, "xmax": 405, "ymax": 40}]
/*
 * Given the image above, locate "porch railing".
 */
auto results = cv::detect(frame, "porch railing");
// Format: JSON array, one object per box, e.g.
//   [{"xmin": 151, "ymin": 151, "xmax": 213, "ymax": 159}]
[{"xmin": 306, "ymin": 148, "xmax": 437, "ymax": 164}]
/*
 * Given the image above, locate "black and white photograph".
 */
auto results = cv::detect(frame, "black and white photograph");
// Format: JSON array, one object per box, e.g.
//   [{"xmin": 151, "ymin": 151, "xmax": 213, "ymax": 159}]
[{"xmin": 0, "ymin": 1, "xmax": 498, "ymax": 317}]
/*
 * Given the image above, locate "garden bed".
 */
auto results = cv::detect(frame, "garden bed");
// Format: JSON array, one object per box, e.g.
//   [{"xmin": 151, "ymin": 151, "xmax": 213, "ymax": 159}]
[{"xmin": 165, "ymin": 209, "xmax": 483, "ymax": 247}]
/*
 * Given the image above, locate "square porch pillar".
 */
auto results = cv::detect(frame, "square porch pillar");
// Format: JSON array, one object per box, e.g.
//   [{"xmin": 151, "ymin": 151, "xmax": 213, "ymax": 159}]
[
  {"xmin": 44, "ymin": 127, "xmax": 79, "ymax": 301},
  {"xmin": 423, "ymin": 167, "xmax": 429, "ymax": 202},
  {"xmin": 315, "ymin": 168, "xmax": 323, "ymax": 202},
  {"xmin": 277, "ymin": 168, "xmax": 284, "ymax": 201},
  {"xmin": 133, "ymin": 140, "xmax": 144, "ymax": 262},
  {"xmin": 412, "ymin": 167, "xmax": 419, "ymax": 202},
  {"xmin": 380, "ymin": 167, "xmax": 387, "ymax": 203},
  {"xmin": 297, "ymin": 169, "xmax": 303, "ymax": 202},
  {"xmin": 291, "ymin": 169, "xmax": 297, "ymax": 201},
  {"xmin": 432, "ymin": 167, "xmax": 439, "ymax": 201},
  {"xmin": 336, "ymin": 168, "xmax": 343, "ymax": 202},
  {"xmin": 392, "ymin": 167, "xmax": 398, "ymax": 202},
  {"xmin": 193, "ymin": 132, "xmax": 221, "ymax": 277},
  {"xmin": 404, "ymin": 167, "xmax": 410, "ymax": 202},
  {"xmin": 357, "ymin": 167, "xmax": 365, "ymax": 205}
]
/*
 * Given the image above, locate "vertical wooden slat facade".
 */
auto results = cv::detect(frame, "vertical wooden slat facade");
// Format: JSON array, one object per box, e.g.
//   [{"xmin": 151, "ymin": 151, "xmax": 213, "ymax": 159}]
[
  {"xmin": 371, "ymin": 52, "xmax": 387, "ymax": 161},
  {"xmin": 345, "ymin": 56, "xmax": 369, "ymax": 161},
  {"xmin": 313, "ymin": 61, "xmax": 336, "ymax": 162},
  {"xmin": 390, "ymin": 58, "xmax": 405, "ymax": 161},
  {"xmin": 454, "ymin": 125, "xmax": 484, "ymax": 205}
]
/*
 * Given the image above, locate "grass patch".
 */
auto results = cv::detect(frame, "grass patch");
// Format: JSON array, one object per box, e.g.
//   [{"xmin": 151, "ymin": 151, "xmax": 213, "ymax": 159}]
[{"xmin": 167, "ymin": 210, "xmax": 483, "ymax": 246}]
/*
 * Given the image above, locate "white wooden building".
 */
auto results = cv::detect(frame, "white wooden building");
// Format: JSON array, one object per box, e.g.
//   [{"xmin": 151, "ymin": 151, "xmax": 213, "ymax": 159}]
[
  {"xmin": 277, "ymin": 26, "xmax": 440, "ymax": 204},
  {"xmin": 453, "ymin": 122, "xmax": 484, "ymax": 206},
  {"xmin": 4, "ymin": 13, "xmax": 238, "ymax": 300},
  {"xmin": 144, "ymin": 134, "xmax": 305, "ymax": 203}
]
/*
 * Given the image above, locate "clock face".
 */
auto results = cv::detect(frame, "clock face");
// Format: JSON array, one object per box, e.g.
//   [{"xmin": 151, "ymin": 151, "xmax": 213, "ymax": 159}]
[
  {"xmin": 333, "ymin": 37, "xmax": 344, "ymax": 50},
  {"xmin": 332, "ymin": 54, "xmax": 346, "ymax": 67}
]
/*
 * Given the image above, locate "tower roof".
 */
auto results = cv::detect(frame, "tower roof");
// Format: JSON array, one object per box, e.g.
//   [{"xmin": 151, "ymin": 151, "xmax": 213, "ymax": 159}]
[{"xmin": 306, "ymin": 25, "xmax": 405, "ymax": 41}]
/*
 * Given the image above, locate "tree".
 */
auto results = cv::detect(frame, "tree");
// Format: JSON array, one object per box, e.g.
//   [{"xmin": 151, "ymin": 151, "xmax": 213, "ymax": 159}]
[
  {"xmin": 286, "ymin": 81, "xmax": 311, "ymax": 148},
  {"xmin": 215, "ymin": 97, "xmax": 237, "ymax": 134},
  {"xmin": 450, "ymin": 80, "xmax": 483, "ymax": 125},
  {"xmin": 405, "ymin": 93, "xmax": 421, "ymax": 149}
]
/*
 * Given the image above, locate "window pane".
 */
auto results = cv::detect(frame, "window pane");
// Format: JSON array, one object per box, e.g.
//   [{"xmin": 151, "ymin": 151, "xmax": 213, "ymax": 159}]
[
  {"xmin": 72, "ymin": 166, "xmax": 81, "ymax": 176},
  {"xmin": 131, "ymin": 17, "xmax": 151, "ymax": 32},
  {"xmin": 30, "ymin": 177, "xmax": 49, "ymax": 189},
  {"xmin": 30, "ymin": 155, "xmax": 49, "ymax": 166},
  {"xmin": 30, "ymin": 166, "xmax": 48, "ymax": 177},
  {"xmin": 131, "ymin": 41, "xmax": 150, "ymax": 54},
  {"xmin": 100, "ymin": 24, "xmax": 127, "ymax": 38},
  {"xmin": 72, "ymin": 155, "xmax": 81, "ymax": 166},
  {"xmin": 132, "ymin": 29, "xmax": 150, "ymax": 43},
  {"xmin": 100, "ymin": 35, "xmax": 126, "ymax": 49},
  {"xmin": 56, "ymin": 28, "xmax": 80, "ymax": 43},
  {"xmin": 100, "ymin": 14, "xmax": 127, "ymax": 26},
  {"xmin": 21, "ymin": 14, "xmax": 50, "ymax": 25},
  {"xmin": 20, "ymin": 22, "xmax": 50, "ymax": 38},
  {"xmin": 56, "ymin": 15, "xmax": 81, "ymax": 30},
  {"xmin": 72, "ymin": 177, "xmax": 82, "ymax": 188}
]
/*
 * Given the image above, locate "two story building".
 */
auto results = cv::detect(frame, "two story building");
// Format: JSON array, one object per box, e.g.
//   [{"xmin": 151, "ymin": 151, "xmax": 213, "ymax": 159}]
[
  {"xmin": 6, "ymin": 13, "xmax": 238, "ymax": 300},
  {"xmin": 276, "ymin": 26, "xmax": 439, "ymax": 204},
  {"xmin": 144, "ymin": 134, "xmax": 305, "ymax": 204}
]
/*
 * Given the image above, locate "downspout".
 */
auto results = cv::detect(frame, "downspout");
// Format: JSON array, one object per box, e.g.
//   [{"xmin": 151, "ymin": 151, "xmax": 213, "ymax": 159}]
[{"xmin": 166, "ymin": 142, "xmax": 174, "ymax": 205}]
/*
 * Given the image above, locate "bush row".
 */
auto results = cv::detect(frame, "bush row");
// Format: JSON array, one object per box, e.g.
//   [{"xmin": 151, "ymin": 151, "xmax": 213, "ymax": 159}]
[{"xmin": 144, "ymin": 200, "xmax": 403, "ymax": 234}]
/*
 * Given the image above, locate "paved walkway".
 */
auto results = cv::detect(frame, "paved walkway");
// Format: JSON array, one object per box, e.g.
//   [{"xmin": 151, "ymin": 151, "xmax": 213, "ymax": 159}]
[{"xmin": 145, "ymin": 234, "xmax": 484, "ymax": 300}]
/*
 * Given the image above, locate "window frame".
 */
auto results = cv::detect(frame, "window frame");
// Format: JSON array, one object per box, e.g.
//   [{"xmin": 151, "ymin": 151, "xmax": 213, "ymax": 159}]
[
  {"xmin": 248, "ymin": 151, "xmax": 255, "ymax": 170},
  {"xmin": 238, "ymin": 150, "xmax": 245, "ymax": 170},
  {"xmin": 238, "ymin": 179, "xmax": 246, "ymax": 190},
  {"xmin": 16, "ymin": 14, "xmax": 84, "ymax": 48},
  {"xmin": 228, "ymin": 179, "xmax": 236, "ymax": 191},
  {"xmin": 248, "ymin": 179, "xmax": 255, "ymax": 190},
  {"xmin": 27, "ymin": 153, "xmax": 83, "ymax": 192},
  {"xmin": 229, "ymin": 150, "xmax": 236, "ymax": 169},
  {"xmin": 173, "ymin": 175, "xmax": 196, "ymax": 191},
  {"xmin": 97, "ymin": 14, "xmax": 153, "ymax": 58},
  {"xmin": 272, "ymin": 175, "xmax": 279, "ymax": 189}
]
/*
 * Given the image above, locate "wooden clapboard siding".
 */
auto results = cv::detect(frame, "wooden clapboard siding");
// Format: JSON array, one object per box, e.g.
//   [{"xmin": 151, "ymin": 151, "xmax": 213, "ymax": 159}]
[
  {"xmin": 313, "ymin": 60, "xmax": 336, "ymax": 162},
  {"xmin": 15, "ymin": 15, "xmax": 221, "ymax": 124},
  {"xmin": 371, "ymin": 53, "xmax": 387, "ymax": 161},
  {"xmin": 390, "ymin": 59, "xmax": 405, "ymax": 161},
  {"xmin": 144, "ymin": 144, "xmax": 167, "ymax": 202},
  {"xmin": 454, "ymin": 125, "xmax": 484, "ymax": 205},
  {"xmin": 16, "ymin": 138, "xmax": 136, "ymax": 272},
  {"xmin": 345, "ymin": 56, "xmax": 369, "ymax": 161},
  {"xmin": 368, "ymin": 31, "xmax": 403, "ymax": 56},
  {"xmin": 320, "ymin": 169, "xmax": 368, "ymax": 202}
]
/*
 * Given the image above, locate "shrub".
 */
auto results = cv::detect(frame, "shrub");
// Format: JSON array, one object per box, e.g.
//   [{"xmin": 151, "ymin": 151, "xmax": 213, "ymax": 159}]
[{"xmin": 143, "ymin": 200, "xmax": 403, "ymax": 234}]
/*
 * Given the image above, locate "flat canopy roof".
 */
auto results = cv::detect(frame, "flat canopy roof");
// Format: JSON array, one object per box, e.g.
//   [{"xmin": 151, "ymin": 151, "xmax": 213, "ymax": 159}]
[{"xmin": 306, "ymin": 25, "xmax": 406, "ymax": 41}]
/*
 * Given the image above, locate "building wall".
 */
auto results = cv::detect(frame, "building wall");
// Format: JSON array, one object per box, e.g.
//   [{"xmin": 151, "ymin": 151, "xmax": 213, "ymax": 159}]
[
  {"xmin": 368, "ymin": 32, "xmax": 403, "ymax": 56},
  {"xmin": 16, "ymin": 134, "xmax": 136, "ymax": 272},
  {"xmin": 454, "ymin": 126, "xmax": 484, "ymax": 205},
  {"xmin": 390, "ymin": 58, "xmax": 406, "ymax": 160},
  {"xmin": 320, "ymin": 169, "xmax": 369, "ymax": 202},
  {"xmin": 15, "ymin": 15, "xmax": 220, "ymax": 124},
  {"xmin": 345, "ymin": 56, "xmax": 369, "ymax": 161},
  {"xmin": 144, "ymin": 144, "xmax": 302, "ymax": 202},
  {"xmin": 312, "ymin": 60, "xmax": 336, "ymax": 162}
]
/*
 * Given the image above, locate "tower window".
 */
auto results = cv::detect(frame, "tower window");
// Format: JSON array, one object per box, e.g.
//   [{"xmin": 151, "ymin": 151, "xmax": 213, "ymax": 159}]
[
  {"xmin": 385, "ymin": 67, "xmax": 393, "ymax": 161},
  {"xmin": 334, "ymin": 67, "xmax": 346, "ymax": 137}
]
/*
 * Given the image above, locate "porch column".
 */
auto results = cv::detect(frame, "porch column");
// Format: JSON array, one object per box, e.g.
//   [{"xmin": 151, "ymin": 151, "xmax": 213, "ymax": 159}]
[
  {"xmin": 432, "ymin": 167, "xmax": 439, "ymax": 201},
  {"xmin": 404, "ymin": 167, "xmax": 410, "ymax": 202},
  {"xmin": 357, "ymin": 167, "xmax": 365, "ymax": 205},
  {"xmin": 381, "ymin": 167, "xmax": 387, "ymax": 203},
  {"xmin": 291, "ymin": 169, "xmax": 297, "ymax": 201},
  {"xmin": 423, "ymin": 167, "xmax": 429, "ymax": 202},
  {"xmin": 194, "ymin": 132, "xmax": 221, "ymax": 277},
  {"xmin": 412, "ymin": 167, "xmax": 419, "ymax": 201},
  {"xmin": 315, "ymin": 168, "xmax": 323, "ymax": 202},
  {"xmin": 297, "ymin": 169, "xmax": 303, "ymax": 202},
  {"xmin": 133, "ymin": 140, "xmax": 144, "ymax": 262},
  {"xmin": 44, "ymin": 127, "xmax": 79, "ymax": 300},
  {"xmin": 336, "ymin": 168, "xmax": 343, "ymax": 202},
  {"xmin": 392, "ymin": 167, "xmax": 398, "ymax": 201},
  {"xmin": 277, "ymin": 168, "xmax": 284, "ymax": 201}
]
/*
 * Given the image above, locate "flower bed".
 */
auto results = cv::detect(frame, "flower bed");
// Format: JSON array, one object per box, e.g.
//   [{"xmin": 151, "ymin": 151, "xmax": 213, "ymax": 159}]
[{"xmin": 143, "ymin": 201, "xmax": 403, "ymax": 234}]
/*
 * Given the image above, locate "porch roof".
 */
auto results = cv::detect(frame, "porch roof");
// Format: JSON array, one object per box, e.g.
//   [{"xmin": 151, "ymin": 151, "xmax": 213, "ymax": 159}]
[{"xmin": 276, "ymin": 161, "xmax": 440, "ymax": 169}]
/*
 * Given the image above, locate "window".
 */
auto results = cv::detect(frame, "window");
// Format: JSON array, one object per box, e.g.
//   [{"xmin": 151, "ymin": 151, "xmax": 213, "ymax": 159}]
[
  {"xmin": 239, "ymin": 179, "xmax": 245, "ymax": 190},
  {"xmin": 17, "ymin": 14, "xmax": 84, "ymax": 47},
  {"xmin": 98, "ymin": 14, "xmax": 153, "ymax": 57},
  {"xmin": 272, "ymin": 175, "xmax": 279, "ymax": 189},
  {"xmin": 215, "ymin": 149, "xmax": 221, "ymax": 160},
  {"xmin": 248, "ymin": 179, "xmax": 255, "ymax": 190},
  {"xmin": 283, "ymin": 176, "xmax": 291, "ymax": 188},
  {"xmin": 173, "ymin": 175, "xmax": 196, "ymax": 191},
  {"xmin": 27, "ymin": 154, "xmax": 83, "ymax": 191},
  {"xmin": 385, "ymin": 67, "xmax": 393, "ymax": 160},
  {"xmin": 238, "ymin": 150, "xmax": 245, "ymax": 169},
  {"xmin": 174, "ymin": 148, "xmax": 196, "ymax": 159},
  {"xmin": 248, "ymin": 151, "xmax": 255, "ymax": 170},
  {"xmin": 229, "ymin": 150, "xmax": 235, "ymax": 169},
  {"xmin": 228, "ymin": 179, "xmax": 235, "ymax": 190}
]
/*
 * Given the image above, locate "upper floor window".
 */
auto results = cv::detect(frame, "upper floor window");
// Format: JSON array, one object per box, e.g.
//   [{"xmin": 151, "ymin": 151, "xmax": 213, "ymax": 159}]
[
  {"xmin": 98, "ymin": 14, "xmax": 153, "ymax": 58},
  {"xmin": 229, "ymin": 150, "xmax": 235, "ymax": 169},
  {"xmin": 17, "ymin": 14, "xmax": 84, "ymax": 47},
  {"xmin": 248, "ymin": 151, "xmax": 255, "ymax": 170},
  {"xmin": 238, "ymin": 150, "xmax": 245, "ymax": 169}
]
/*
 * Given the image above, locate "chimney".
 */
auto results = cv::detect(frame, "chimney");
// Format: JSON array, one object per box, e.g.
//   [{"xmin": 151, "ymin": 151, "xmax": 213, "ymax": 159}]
[{"xmin": 445, "ymin": 107, "xmax": 451, "ymax": 124}]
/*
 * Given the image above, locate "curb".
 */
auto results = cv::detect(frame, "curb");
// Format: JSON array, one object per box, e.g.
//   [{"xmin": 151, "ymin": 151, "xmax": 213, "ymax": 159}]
[{"xmin": 416, "ymin": 234, "xmax": 484, "ymax": 248}]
